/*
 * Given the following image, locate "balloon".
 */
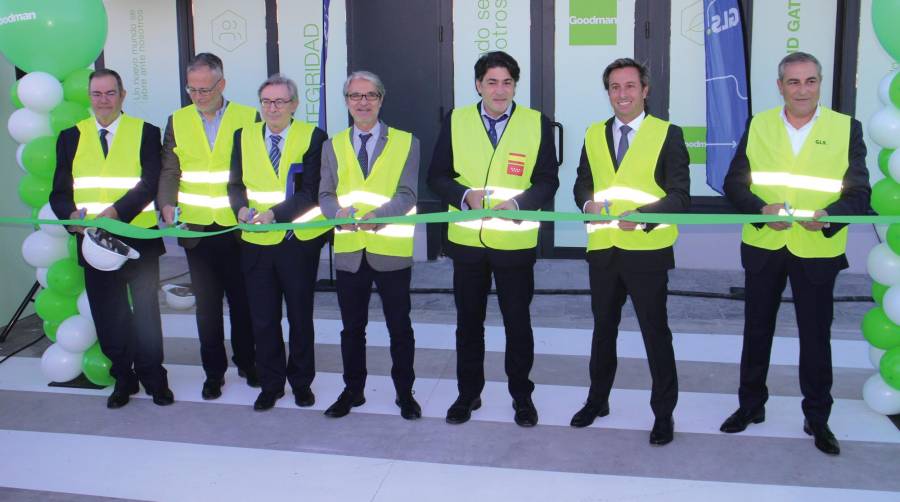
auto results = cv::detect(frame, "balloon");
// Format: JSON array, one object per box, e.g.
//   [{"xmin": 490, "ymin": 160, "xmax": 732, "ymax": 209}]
[
  {"xmin": 876, "ymin": 223, "xmax": 889, "ymax": 242},
  {"xmin": 55, "ymin": 314, "xmax": 96, "ymax": 353},
  {"xmin": 62, "ymin": 68, "xmax": 92, "ymax": 107},
  {"xmin": 34, "ymin": 288, "xmax": 78, "ymax": 323},
  {"xmin": 889, "ymin": 150, "xmax": 900, "ymax": 186},
  {"xmin": 9, "ymin": 79, "xmax": 22, "ymax": 108},
  {"xmin": 872, "ymin": 281, "xmax": 889, "ymax": 305},
  {"xmin": 17, "ymin": 173, "xmax": 51, "ymax": 208},
  {"xmin": 43, "ymin": 319, "xmax": 60, "ymax": 342},
  {"xmin": 879, "ymin": 71, "xmax": 897, "ymax": 106},
  {"xmin": 15, "ymin": 143, "xmax": 26, "ymax": 172},
  {"xmin": 82, "ymin": 343, "xmax": 114, "ymax": 387},
  {"xmin": 871, "ymin": 178, "xmax": 900, "ymax": 215},
  {"xmin": 67, "ymin": 235, "xmax": 78, "ymax": 261},
  {"xmin": 35, "ymin": 267, "xmax": 48, "ymax": 288},
  {"xmin": 40, "ymin": 343, "xmax": 83, "ymax": 382},
  {"xmin": 873, "ymin": 0, "xmax": 900, "ymax": 61},
  {"xmin": 862, "ymin": 306, "xmax": 900, "ymax": 350},
  {"xmin": 869, "ymin": 107, "xmax": 900, "ymax": 150},
  {"xmin": 881, "ymin": 346, "xmax": 900, "ymax": 390},
  {"xmin": 870, "ymin": 345, "xmax": 887, "ymax": 369},
  {"xmin": 891, "ymin": 72, "xmax": 900, "ymax": 109},
  {"xmin": 37, "ymin": 203, "xmax": 68, "ymax": 238},
  {"xmin": 7, "ymin": 107, "xmax": 51, "ymax": 144},
  {"xmin": 22, "ymin": 136, "xmax": 56, "ymax": 179},
  {"xmin": 867, "ymin": 243, "xmax": 900, "ymax": 286},
  {"xmin": 862, "ymin": 373, "xmax": 900, "ymax": 415},
  {"xmin": 76, "ymin": 290, "xmax": 91, "ymax": 319},
  {"xmin": 46, "ymin": 258, "xmax": 84, "ymax": 296},
  {"xmin": 49, "ymin": 100, "xmax": 89, "ymax": 134},
  {"xmin": 0, "ymin": 0, "xmax": 109, "ymax": 79},
  {"xmin": 17, "ymin": 71, "xmax": 63, "ymax": 112},
  {"xmin": 888, "ymin": 225, "xmax": 900, "ymax": 256},
  {"xmin": 883, "ymin": 286, "xmax": 900, "ymax": 325},
  {"xmin": 21, "ymin": 230, "xmax": 69, "ymax": 268},
  {"xmin": 882, "ymin": 148, "xmax": 896, "ymax": 179}
]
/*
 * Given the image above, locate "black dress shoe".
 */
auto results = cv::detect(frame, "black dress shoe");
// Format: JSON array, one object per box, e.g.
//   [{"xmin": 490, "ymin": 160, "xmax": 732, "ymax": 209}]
[
  {"xmin": 253, "ymin": 390, "xmax": 284, "ymax": 411},
  {"xmin": 720, "ymin": 407, "xmax": 765, "ymax": 433},
  {"xmin": 395, "ymin": 394, "xmax": 422, "ymax": 420},
  {"xmin": 201, "ymin": 378, "xmax": 224, "ymax": 400},
  {"xmin": 650, "ymin": 416, "xmax": 674, "ymax": 445},
  {"xmin": 445, "ymin": 396, "xmax": 482, "ymax": 424},
  {"xmin": 512, "ymin": 396, "xmax": 539, "ymax": 427},
  {"xmin": 238, "ymin": 367, "xmax": 261, "ymax": 388},
  {"xmin": 570, "ymin": 401, "xmax": 610, "ymax": 428},
  {"xmin": 106, "ymin": 380, "xmax": 140, "ymax": 409},
  {"xmin": 152, "ymin": 388, "xmax": 175, "ymax": 406},
  {"xmin": 324, "ymin": 389, "xmax": 366, "ymax": 418},
  {"xmin": 803, "ymin": 419, "xmax": 840, "ymax": 455},
  {"xmin": 293, "ymin": 387, "xmax": 315, "ymax": 407}
]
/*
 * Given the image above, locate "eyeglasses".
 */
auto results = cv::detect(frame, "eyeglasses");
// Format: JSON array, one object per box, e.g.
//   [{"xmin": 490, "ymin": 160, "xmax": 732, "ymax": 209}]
[
  {"xmin": 185, "ymin": 78, "xmax": 222, "ymax": 96},
  {"xmin": 260, "ymin": 98, "xmax": 295, "ymax": 109},
  {"xmin": 90, "ymin": 90, "xmax": 119, "ymax": 99},
  {"xmin": 345, "ymin": 92, "xmax": 382, "ymax": 102}
]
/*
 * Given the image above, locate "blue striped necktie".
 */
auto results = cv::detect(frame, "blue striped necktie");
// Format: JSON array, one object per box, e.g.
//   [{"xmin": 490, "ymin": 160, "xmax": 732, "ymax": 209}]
[{"xmin": 270, "ymin": 134, "xmax": 282, "ymax": 175}]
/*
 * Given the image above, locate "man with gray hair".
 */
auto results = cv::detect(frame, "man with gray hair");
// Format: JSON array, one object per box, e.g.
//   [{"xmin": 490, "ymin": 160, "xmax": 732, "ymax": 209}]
[
  {"xmin": 157, "ymin": 52, "xmax": 260, "ymax": 400},
  {"xmin": 319, "ymin": 71, "xmax": 421, "ymax": 419},
  {"xmin": 227, "ymin": 73, "xmax": 329, "ymax": 411},
  {"xmin": 720, "ymin": 52, "xmax": 870, "ymax": 455}
]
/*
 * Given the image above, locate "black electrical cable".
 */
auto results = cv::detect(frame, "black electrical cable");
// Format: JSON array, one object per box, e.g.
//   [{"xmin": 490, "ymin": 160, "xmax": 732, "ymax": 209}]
[{"xmin": 0, "ymin": 333, "xmax": 46, "ymax": 365}]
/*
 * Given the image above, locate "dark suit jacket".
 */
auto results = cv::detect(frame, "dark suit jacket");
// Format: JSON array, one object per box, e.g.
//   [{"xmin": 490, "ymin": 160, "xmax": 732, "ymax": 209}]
[
  {"xmin": 572, "ymin": 116, "xmax": 691, "ymax": 272},
  {"xmin": 50, "ymin": 118, "xmax": 166, "ymax": 266},
  {"xmin": 426, "ymin": 101, "xmax": 560, "ymax": 267},
  {"xmin": 723, "ymin": 114, "xmax": 870, "ymax": 279}
]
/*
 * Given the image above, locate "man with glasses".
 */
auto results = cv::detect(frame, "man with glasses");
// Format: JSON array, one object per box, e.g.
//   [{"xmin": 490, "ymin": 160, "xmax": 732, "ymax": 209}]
[
  {"xmin": 50, "ymin": 69, "xmax": 173, "ymax": 409},
  {"xmin": 227, "ymin": 74, "xmax": 329, "ymax": 411},
  {"xmin": 157, "ymin": 53, "xmax": 260, "ymax": 400},
  {"xmin": 319, "ymin": 71, "xmax": 421, "ymax": 420}
]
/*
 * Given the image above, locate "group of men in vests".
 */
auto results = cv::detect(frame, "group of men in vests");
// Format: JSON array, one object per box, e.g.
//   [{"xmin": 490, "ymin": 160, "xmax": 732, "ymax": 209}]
[{"xmin": 49, "ymin": 49, "xmax": 869, "ymax": 456}]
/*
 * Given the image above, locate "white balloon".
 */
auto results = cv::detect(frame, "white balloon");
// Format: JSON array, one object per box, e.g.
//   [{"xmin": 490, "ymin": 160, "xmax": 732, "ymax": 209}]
[
  {"xmin": 56, "ymin": 315, "xmax": 97, "ymax": 353},
  {"xmin": 879, "ymin": 70, "xmax": 898, "ymax": 106},
  {"xmin": 77, "ymin": 291, "xmax": 92, "ymax": 319},
  {"xmin": 7, "ymin": 107, "xmax": 51, "ymax": 144},
  {"xmin": 35, "ymin": 267, "xmax": 48, "ymax": 288},
  {"xmin": 876, "ymin": 224, "xmax": 889, "ymax": 243},
  {"xmin": 40, "ymin": 343, "xmax": 84, "ymax": 383},
  {"xmin": 869, "ymin": 107, "xmax": 900, "ymax": 150},
  {"xmin": 21, "ymin": 230, "xmax": 69, "ymax": 268},
  {"xmin": 870, "ymin": 345, "xmax": 887, "ymax": 370},
  {"xmin": 37, "ymin": 203, "xmax": 69, "ymax": 238},
  {"xmin": 15, "ymin": 143, "xmax": 26, "ymax": 173},
  {"xmin": 862, "ymin": 372, "xmax": 900, "ymax": 415},
  {"xmin": 17, "ymin": 71, "xmax": 63, "ymax": 113},
  {"xmin": 883, "ymin": 286, "xmax": 900, "ymax": 325},
  {"xmin": 867, "ymin": 243, "xmax": 900, "ymax": 286}
]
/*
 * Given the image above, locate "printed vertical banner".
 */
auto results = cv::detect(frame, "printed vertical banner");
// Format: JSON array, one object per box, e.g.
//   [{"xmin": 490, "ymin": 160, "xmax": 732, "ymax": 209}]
[
  {"xmin": 277, "ymin": 0, "xmax": 328, "ymax": 127},
  {"xmin": 703, "ymin": 0, "xmax": 748, "ymax": 194}
]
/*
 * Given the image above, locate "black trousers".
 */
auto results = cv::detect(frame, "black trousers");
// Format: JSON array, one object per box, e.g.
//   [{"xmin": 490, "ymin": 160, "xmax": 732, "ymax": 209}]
[
  {"xmin": 336, "ymin": 257, "xmax": 415, "ymax": 396},
  {"xmin": 587, "ymin": 263, "xmax": 678, "ymax": 419},
  {"xmin": 241, "ymin": 235, "xmax": 324, "ymax": 394},
  {"xmin": 185, "ymin": 233, "xmax": 255, "ymax": 380},
  {"xmin": 83, "ymin": 254, "xmax": 167, "ymax": 393},
  {"xmin": 739, "ymin": 248, "xmax": 837, "ymax": 425},
  {"xmin": 453, "ymin": 258, "xmax": 535, "ymax": 399}
]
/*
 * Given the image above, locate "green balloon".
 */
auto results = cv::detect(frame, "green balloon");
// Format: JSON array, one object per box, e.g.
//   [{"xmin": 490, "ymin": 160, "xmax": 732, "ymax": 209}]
[
  {"xmin": 880, "ymin": 346, "xmax": 900, "ymax": 390},
  {"xmin": 862, "ymin": 307, "xmax": 900, "ymax": 350},
  {"xmin": 50, "ymin": 100, "xmax": 90, "ymax": 134},
  {"xmin": 34, "ymin": 288, "xmax": 78, "ymax": 323},
  {"xmin": 888, "ymin": 224, "xmax": 900, "ymax": 256},
  {"xmin": 0, "ymin": 0, "xmax": 108, "ymax": 79},
  {"xmin": 62, "ymin": 68, "xmax": 92, "ymax": 107},
  {"xmin": 43, "ymin": 319, "xmax": 59, "ymax": 342},
  {"xmin": 9, "ymin": 80, "xmax": 22, "ymax": 108},
  {"xmin": 82, "ymin": 343, "xmax": 114, "ymax": 387},
  {"xmin": 17, "ymin": 174, "xmax": 51, "ymax": 209},
  {"xmin": 67, "ymin": 235, "xmax": 78, "ymax": 260},
  {"xmin": 47, "ymin": 259, "xmax": 84, "ymax": 297},
  {"xmin": 891, "ymin": 73, "xmax": 900, "ymax": 109},
  {"xmin": 22, "ymin": 135, "xmax": 57, "ymax": 179},
  {"xmin": 879, "ymin": 149, "xmax": 896, "ymax": 178},
  {"xmin": 873, "ymin": 281, "xmax": 889, "ymax": 305},
  {"xmin": 871, "ymin": 178, "xmax": 900, "ymax": 216},
  {"xmin": 873, "ymin": 0, "xmax": 900, "ymax": 61}
]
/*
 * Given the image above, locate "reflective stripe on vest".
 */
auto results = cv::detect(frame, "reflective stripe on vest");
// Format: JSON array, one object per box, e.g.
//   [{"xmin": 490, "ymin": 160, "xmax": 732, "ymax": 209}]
[
  {"xmin": 239, "ymin": 121, "xmax": 328, "ymax": 245},
  {"xmin": 332, "ymin": 127, "xmax": 415, "ymax": 258},
  {"xmin": 173, "ymin": 102, "xmax": 257, "ymax": 226},
  {"xmin": 73, "ymin": 114, "xmax": 156, "ymax": 228},
  {"xmin": 447, "ymin": 104, "xmax": 542, "ymax": 250},
  {"xmin": 583, "ymin": 115, "xmax": 677, "ymax": 251},
  {"xmin": 743, "ymin": 106, "xmax": 850, "ymax": 258}
]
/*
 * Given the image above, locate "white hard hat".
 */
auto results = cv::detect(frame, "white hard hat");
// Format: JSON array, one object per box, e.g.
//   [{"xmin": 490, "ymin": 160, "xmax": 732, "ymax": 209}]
[
  {"xmin": 81, "ymin": 228, "xmax": 140, "ymax": 271},
  {"xmin": 161, "ymin": 283, "xmax": 195, "ymax": 310}
]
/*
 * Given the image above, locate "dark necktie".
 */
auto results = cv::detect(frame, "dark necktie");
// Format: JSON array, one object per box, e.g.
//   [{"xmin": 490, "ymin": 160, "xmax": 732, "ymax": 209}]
[
  {"xmin": 269, "ymin": 134, "xmax": 282, "ymax": 175},
  {"xmin": 616, "ymin": 124, "xmax": 632, "ymax": 167},
  {"xmin": 485, "ymin": 114, "xmax": 508, "ymax": 148},
  {"xmin": 358, "ymin": 133, "xmax": 372, "ymax": 177},
  {"xmin": 99, "ymin": 128, "xmax": 109, "ymax": 158}
]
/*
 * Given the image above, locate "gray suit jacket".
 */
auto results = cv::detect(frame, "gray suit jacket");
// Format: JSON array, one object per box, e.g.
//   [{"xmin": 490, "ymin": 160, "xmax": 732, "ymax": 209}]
[{"xmin": 319, "ymin": 121, "xmax": 419, "ymax": 273}]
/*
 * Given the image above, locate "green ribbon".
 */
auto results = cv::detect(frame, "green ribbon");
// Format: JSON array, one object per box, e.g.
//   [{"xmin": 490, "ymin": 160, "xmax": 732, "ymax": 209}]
[{"xmin": 0, "ymin": 210, "xmax": 892, "ymax": 239}]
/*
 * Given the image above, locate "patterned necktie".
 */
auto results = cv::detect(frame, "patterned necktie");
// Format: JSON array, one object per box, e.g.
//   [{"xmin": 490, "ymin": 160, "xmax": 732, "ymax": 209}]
[
  {"xmin": 485, "ymin": 114, "xmax": 508, "ymax": 147},
  {"xmin": 616, "ymin": 124, "xmax": 632, "ymax": 167},
  {"xmin": 269, "ymin": 134, "xmax": 282, "ymax": 175},
  {"xmin": 358, "ymin": 133, "xmax": 372, "ymax": 177},
  {"xmin": 99, "ymin": 129, "xmax": 109, "ymax": 158}
]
